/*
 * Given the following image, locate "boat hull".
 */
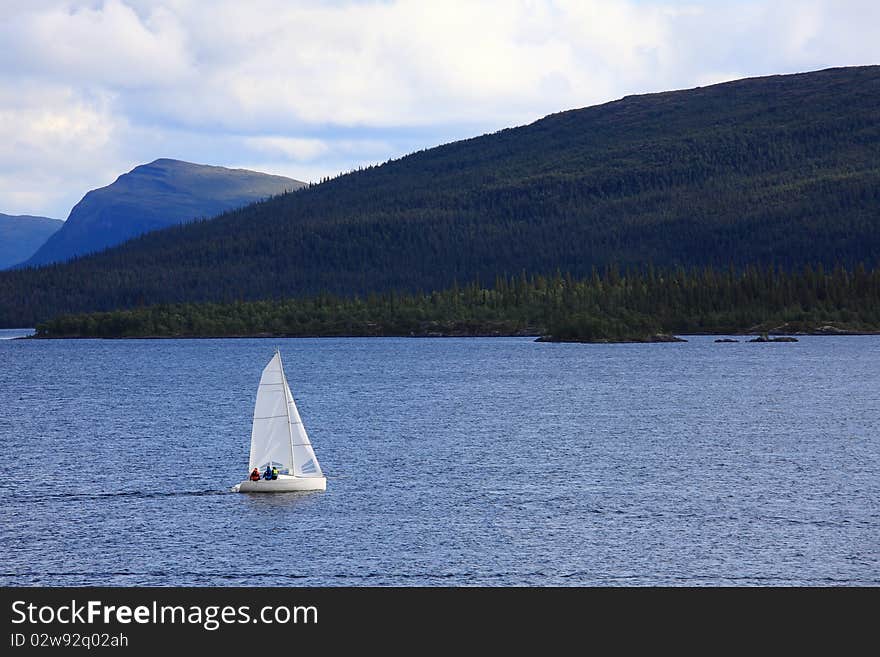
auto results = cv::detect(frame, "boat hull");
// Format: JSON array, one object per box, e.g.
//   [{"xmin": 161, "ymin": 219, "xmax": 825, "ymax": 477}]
[{"xmin": 238, "ymin": 475, "xmax": 326, "ymax": 492}]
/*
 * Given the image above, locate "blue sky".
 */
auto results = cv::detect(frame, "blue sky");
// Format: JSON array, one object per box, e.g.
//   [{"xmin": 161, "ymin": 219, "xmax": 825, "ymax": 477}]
[{"xmin": 1, "ymin": 0, "xmax": 878, "ymax": 219}]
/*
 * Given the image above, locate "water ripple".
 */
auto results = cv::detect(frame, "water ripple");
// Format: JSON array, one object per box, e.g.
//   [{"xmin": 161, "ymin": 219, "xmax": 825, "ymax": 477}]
[{"xmin": 1, "ymin": 336, "xmax": 878, "ymax": 585}]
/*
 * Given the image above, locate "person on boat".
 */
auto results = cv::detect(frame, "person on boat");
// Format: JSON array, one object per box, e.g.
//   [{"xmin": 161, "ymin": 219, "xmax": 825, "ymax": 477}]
[
  {"xmin": 264, "ymin": 465, "xmax": 273, "ymax": 480},
  {"xmin": 249, "ymin": 468, "xmax": 261, "ymax": 482},
  {"xmin": 271, "ymin": 466, "xmax": 279, "ymax": 480}
]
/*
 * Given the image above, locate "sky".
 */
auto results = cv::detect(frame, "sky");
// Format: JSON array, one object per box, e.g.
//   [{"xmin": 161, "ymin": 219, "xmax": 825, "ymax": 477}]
[{"xmin": 1, "ymin": 0, "xmax": 878, "ymax": 219}]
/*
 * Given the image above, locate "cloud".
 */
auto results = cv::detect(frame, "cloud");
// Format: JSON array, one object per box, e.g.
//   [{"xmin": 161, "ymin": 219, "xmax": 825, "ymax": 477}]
[
  {"xmin": 1, "ymin": 0, "xmax": 878, "ymax": 217},
  {"xmin": 0, "ymin": 80, "xmax": 128, "ymax": 217},
  {"xmin": 2, "ymin": 0, "xmax": 193, "ymax": 89},
  {"xmin": 244, "ymin": 137, "xmax": 331, "ymax": 161}
]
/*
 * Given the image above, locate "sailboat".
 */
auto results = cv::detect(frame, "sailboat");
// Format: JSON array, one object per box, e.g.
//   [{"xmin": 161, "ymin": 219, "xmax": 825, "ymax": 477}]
[{"xmin": 237, "ymin": 349, "xmax": 326, "ymax": 492}]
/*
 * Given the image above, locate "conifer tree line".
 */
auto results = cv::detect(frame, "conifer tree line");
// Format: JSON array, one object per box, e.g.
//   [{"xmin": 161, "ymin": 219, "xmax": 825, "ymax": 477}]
[{"xmin": 34, "ymin": 263, "xmax": 880, "ymax": 340}]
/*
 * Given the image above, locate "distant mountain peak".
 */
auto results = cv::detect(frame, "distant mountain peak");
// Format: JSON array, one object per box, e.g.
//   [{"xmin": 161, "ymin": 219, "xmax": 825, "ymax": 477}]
[
  {"xmin": 139, "ymin": 158, "xmax": 253, "ymax": 172},
  {"xmin": 19, "ymin": 160, "xmax": 306, "ymax": 268},
  {"xmin": 0, "ymin": 213, "xmax": 63, "ymax": 270}
]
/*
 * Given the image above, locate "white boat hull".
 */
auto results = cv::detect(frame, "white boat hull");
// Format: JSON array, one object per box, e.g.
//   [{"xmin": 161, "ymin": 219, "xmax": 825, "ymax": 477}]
[{"xmin": 238, "ymin": 474, "xmax": 326, "ymax": 493}]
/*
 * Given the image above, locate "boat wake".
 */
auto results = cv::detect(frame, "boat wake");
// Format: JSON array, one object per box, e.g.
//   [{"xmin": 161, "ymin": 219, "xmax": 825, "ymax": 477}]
[{"xmin": 9, "ymin": 489, "xmax": 233, "ymax": 503}]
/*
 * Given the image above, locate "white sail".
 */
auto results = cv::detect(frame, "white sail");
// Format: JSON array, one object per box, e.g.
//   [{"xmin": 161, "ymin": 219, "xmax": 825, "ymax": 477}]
[
  {"xmin": 285, "ymin": 380, "xmax": 324, "ymax": 478},
  {"xmin": 248, "ymin": 352, "xmax": 293, "ymax": 473},
  {"xmin": 248, "ymin": 350, "xmax": 323, "ymax": 478}
]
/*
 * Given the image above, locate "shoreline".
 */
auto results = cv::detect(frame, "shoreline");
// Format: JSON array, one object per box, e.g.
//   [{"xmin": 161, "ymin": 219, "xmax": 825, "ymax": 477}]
[{"xmin": 20, "ymin": 329, "xmax": 880, "ymax": 342}]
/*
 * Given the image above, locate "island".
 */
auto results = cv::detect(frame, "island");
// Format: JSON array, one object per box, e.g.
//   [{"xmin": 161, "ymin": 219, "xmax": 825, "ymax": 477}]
[
  {"xmin": 535, "ymin": 333, "xmax": 686, "ymax": 344},
  {"xmin": 749, "ymin": 335, "xmax": 799, "ymax": 342}
]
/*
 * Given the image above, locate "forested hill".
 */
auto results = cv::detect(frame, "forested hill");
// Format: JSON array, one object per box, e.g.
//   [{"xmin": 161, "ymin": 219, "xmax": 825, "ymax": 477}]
[{"xmin": 2, "ymin": 65, "xmax": 879, "ymax": 327}]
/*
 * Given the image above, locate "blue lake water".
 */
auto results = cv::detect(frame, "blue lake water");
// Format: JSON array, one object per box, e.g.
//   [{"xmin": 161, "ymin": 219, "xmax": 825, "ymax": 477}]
[{"xmin": 0, "ymin": 336, "xmax": 877, "ymax": 586}]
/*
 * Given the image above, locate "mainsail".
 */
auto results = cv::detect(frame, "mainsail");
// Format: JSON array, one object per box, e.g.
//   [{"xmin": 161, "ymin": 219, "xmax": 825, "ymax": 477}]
[{"xmin": 248, "ymin": 350, "xmax": 324, "ymax": 478}]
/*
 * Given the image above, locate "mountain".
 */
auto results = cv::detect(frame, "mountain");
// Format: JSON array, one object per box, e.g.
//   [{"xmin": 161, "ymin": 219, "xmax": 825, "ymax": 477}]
[
  {"xmin": 1, "ymin": 65, "xmax": 879, "ymax": 327},
  {"xmin": 0, "ymin": 213, "xmax": 63, "ymax": 269},
  {"xmin": 20, "ymin": 159, "xmax": 306, "ymax": 267}
]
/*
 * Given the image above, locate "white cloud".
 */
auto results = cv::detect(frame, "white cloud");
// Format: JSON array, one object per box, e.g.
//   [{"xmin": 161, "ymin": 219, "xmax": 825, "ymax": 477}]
[
  {"xmin": 244, "ymin": 136, "xmax": 330, "ymax": 161},
  {"xmin": 0, "ymin": 81, "xmax": 130, "ymax": 216},
  {"xmin": 1, "ymin": 0, "xmax": 878, "ymax": 217},
  {"xmin": 2, "ymin": 0, "xmax": 193, "ymax": 89}
]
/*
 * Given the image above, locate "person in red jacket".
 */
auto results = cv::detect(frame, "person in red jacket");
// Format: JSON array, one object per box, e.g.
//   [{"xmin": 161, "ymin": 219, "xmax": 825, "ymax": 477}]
[{"xmin": 249, "ymin": 468, "xmax": 261, "ymax": 481}]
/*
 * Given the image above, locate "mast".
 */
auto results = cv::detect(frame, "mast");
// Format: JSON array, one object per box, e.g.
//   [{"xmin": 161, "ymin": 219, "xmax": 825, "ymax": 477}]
[{"xmin": 276, "ymin": 348, "xmax": 296, "ymax": 474}]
